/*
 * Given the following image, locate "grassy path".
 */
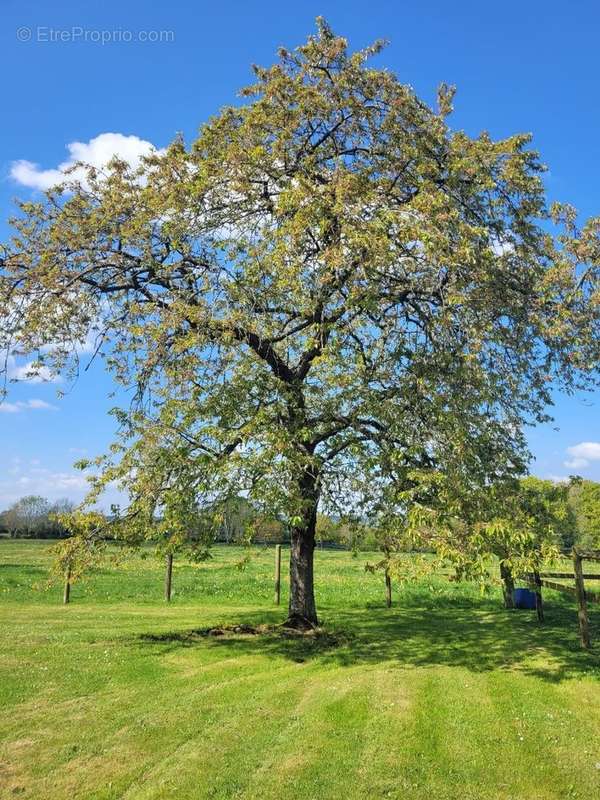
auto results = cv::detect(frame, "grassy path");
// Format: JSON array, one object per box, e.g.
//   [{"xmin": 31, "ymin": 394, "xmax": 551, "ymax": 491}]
[{"xmin": 1, "ymin": 541, "xmax": 600, "ymax": 799}]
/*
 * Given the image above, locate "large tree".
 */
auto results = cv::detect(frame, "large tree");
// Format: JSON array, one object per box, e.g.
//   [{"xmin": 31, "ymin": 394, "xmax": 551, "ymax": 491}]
[{"xmin": 1, "ymin": 21, "xmax": 599, "ymax": 626}]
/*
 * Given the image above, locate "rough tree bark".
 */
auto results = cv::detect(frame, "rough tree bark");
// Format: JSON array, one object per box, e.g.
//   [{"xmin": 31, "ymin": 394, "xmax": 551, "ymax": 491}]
[
  {"xmin": 500, "ymin": 561, "xmax": 515, "ymax": 609},
  {"xmin": 285, "ymin": 471, "xmax": 319, "ymax": 629}
]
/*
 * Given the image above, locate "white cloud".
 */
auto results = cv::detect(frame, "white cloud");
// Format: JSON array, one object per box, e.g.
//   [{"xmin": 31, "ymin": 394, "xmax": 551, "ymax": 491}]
[
  {"xmin": 0, "ymin": 402, "xmax": 21, "ymax": 414},
  {"xmin": 490, "ymin": 238, "xmax": 515, "ymax": 257},
  {"xmin": 0, "ymin": 460, "xmax": 126, "ymax": 509},
  {"xmin": 568, "ymin": 442, "xmax": 600, "ymax": 460},
  {"xmin": 74, "ymin": 329, "xmax": 102, "ymax": 355},
  {"xmin": 8, "ymin": 359, "xmax": 62, "ymax": 384},
  {"xmin": 0, "ymin": 466, "xmax": 88, "ymax": 506},
  {"xmin": 563, "ymin": 441, "xmax": 600, "ymax": 471},
  {"xmin": 6, "ymin": 328, "xmax": 103, "ymax": 385},
  {"xmin": 564, "ymin": 458, "xmax": 589, "ymax": 470},
  {"xmin": 10, "ymin": 132, "xmax": 163, "ymax": 191},
  {"xmin": 0, "ymin": 398, "xmax": 58, "ymax": 413},
  {"xmin": 27, "ymin": 399, "xmax": 58, "ymax": 410}
]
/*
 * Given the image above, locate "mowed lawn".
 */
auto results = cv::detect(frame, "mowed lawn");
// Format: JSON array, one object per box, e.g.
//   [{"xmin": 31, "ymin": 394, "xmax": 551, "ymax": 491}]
[{"xmin": 1, "ymin": 541, "xmax": 600, "ymax": 800}]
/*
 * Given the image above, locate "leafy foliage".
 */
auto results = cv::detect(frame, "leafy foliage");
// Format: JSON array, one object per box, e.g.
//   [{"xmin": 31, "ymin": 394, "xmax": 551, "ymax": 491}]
[
  {"xmin": 568, "ymin": 477, "xmax": 600, "ymax": 548},
  {"xmin": 377, "ymin": 477, "xmax": 572, "ymax": 590},
  {"xmin": 48, "ymin": 510, "xmax": 107, "ymax": 587}
]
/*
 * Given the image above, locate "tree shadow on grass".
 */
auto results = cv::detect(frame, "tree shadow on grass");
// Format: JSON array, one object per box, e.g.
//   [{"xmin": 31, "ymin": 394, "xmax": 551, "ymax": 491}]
[{"xmin": 133, "ymin": 596, "xmax": 600, "ymax": 683}]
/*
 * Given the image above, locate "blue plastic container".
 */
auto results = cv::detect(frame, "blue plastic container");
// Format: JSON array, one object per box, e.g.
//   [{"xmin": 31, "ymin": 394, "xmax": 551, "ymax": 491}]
[{"xmin": 513, "ymin": 588, "xmax": 537, "ymax": 610}]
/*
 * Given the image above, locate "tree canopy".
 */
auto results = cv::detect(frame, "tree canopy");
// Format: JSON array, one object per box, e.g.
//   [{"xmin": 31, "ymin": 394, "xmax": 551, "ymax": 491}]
[
  {"xmin": 567, "ymin": 477, "xmax": 600, "ymax": 549},
  {"xmin": 1, "ymin": 20, "xmax": 599, "ymax": 626}
]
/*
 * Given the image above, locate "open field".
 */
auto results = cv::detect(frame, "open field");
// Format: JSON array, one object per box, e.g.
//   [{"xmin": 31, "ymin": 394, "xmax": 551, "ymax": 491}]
[{"xmin": 1, "ymin": 540, "xmax": 600, "ymax": 800}]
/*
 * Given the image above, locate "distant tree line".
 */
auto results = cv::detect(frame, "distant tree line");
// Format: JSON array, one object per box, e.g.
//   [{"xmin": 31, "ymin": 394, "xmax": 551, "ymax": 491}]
[
  {"xmin": 0, "ymin": 496, "xmax": 76, "ymax": 538},
  {"xmin": 220, "ymin": 478, "xmax": 600, "ymax": 553},
  {"xmin": 0, "ymin": 492, "xmax": 352, "ymax": 546},
  {"xmin": 214, "ymin": 496, "xmax": 366, "ymax": 547},
  {"xmin": 1, "ymin": 476, "xmax": 599, "ymax": 552}
]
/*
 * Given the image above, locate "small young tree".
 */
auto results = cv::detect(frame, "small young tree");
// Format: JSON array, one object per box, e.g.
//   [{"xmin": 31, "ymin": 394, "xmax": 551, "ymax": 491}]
[
  {"xmin": 50, "ymin": 511, "xmax": 106, "ymax": 603},
  {"xmin": 481, "ymin": 479, "xmax": 568, "ymax": 608},
  {"xmin": 2, "ymin": 21, "xmax": 599, "ymax": 627},
  {"xmin": 385, "ymin": 476, "xmax": 565, "ymax": 607}
]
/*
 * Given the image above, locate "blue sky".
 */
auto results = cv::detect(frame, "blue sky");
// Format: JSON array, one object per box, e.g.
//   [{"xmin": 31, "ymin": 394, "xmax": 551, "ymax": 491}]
[{"xmin": 1, "ymin": 0, "xmax": 599, "ymax": 507}]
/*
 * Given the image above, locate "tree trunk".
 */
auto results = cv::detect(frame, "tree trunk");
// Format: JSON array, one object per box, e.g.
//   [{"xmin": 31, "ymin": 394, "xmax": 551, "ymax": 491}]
[
  {"xmin": 164, "ymin": 553, "xmax": 173, "ymax": 602},
  {"xmin": 285, "ymin": 472, "xmax": 319, "ymax": 630},
  {"xmin": 500, "ymin": 561, "xmax": 514, "ymax": 609},
  {"xmin": 385, "ymin": 569, "xmax": 392, "ymax": 608},
  {"xmin": 63, "ymin": 565, "xmax": 71, "ymax": 605},
  {"xmin": 274, "ymin": 544, "xmax": 282, "ymax": 605},
  {"xmin": 382, "ymin": 546, "xmax": 392, "ymax": 608}
]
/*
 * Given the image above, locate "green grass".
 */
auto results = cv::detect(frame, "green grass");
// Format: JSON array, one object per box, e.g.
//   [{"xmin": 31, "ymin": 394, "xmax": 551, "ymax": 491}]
[{"xmin": 1, "ymin": 540, "xmax": 600, "ymax": 800}]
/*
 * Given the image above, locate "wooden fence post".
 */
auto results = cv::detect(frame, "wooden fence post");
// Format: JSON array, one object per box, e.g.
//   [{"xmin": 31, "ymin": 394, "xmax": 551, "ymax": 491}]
[
  {"xmin": 274, "ymin": 544, "xmax": 282, "ymax": 605},
  {"xmin": 573, "ymin": 549, "xmax": 591, "ymax": 650},
  {"xmin": 499, "ymin": 562, "xmax": 515, "ymax": 609},
  {"xmin": 164, "ymin": 553, "xmax": 173, "ymax": 602},
  {"xmin": 63, "ymin": 564, "xmax": 71, "ymax": 605},
  {"xmin": 533, "ymin": 570, "xmax": 544, "ymax": 623},
  {"xmin": 385, "ymin": 568, "xmax": 392, "ymax": 608}
]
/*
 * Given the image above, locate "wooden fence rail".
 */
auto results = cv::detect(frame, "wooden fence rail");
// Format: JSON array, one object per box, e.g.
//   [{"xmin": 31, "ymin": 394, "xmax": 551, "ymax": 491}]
[
  {"xmin": 541, "ymin": 572, "xmax": 600, "ymax": 580},
  {"xmin": 537, "ymin": 578, "xmax": 576, "ymax": 596},
  {"xmin": 523, "ymin": 548, "xmax": 600, "ymax": 650}
]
